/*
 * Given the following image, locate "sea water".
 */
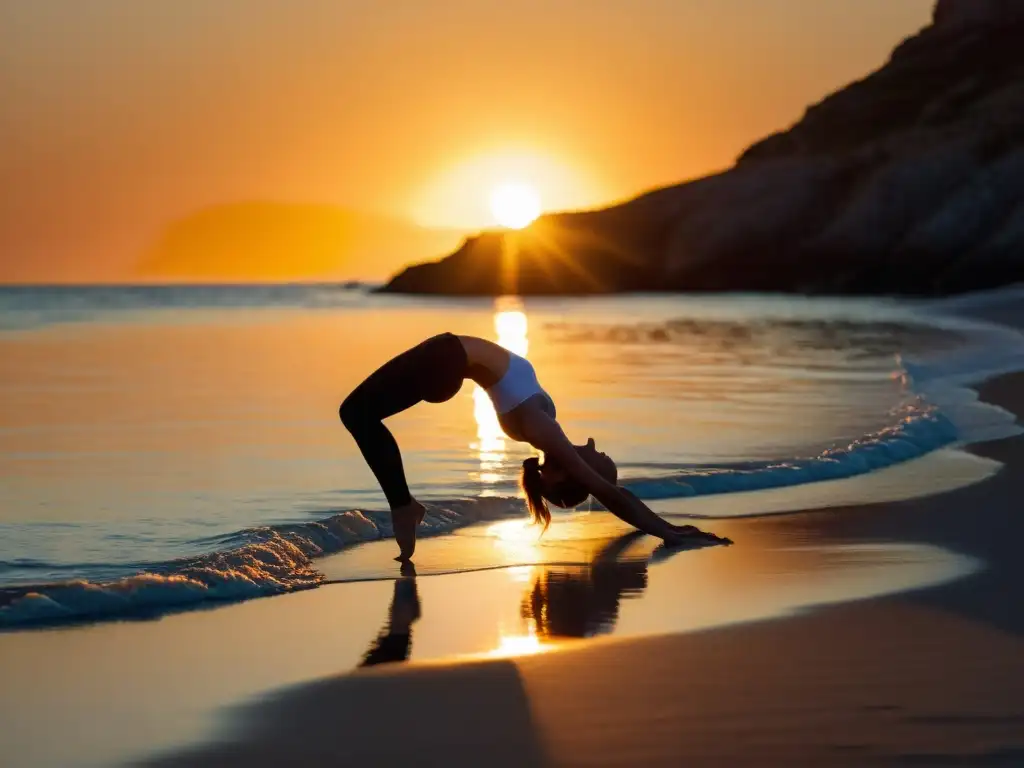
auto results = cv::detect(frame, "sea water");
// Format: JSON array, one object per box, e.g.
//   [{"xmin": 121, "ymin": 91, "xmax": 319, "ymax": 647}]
[{"xmin": 1, "ymin": 284, "xmax": 1021, "ymax": 626}]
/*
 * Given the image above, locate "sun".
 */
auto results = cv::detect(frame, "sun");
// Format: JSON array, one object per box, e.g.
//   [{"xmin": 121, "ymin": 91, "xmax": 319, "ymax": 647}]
[{"xmin": 489, "ymin": 183, "xmax": 542, "ymax": 229}]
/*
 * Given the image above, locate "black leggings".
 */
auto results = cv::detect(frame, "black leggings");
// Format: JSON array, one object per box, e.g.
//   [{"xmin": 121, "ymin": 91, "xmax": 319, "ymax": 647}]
[{"xmin": 339, "ymin": 333, "xmax": 468, "ymax": 509}]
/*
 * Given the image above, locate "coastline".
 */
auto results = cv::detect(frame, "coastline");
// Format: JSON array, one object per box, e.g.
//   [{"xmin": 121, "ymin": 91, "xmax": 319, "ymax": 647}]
[
  {"xmin": 129, "ymin": 371, "xmax": 1024, "ymax": 767},
  {"xmin": 0, "ymin": 302, "xmax": 1020, "ymax": 767}
]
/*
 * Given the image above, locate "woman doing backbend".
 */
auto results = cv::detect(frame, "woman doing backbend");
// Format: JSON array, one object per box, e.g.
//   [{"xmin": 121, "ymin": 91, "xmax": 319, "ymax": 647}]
[{"xmin": 339, "ymin": 333, "xmax": 729, "ymax": 561}]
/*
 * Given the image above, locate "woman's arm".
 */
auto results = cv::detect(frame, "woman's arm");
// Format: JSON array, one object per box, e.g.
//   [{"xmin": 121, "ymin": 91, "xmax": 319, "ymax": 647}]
[
  {"xmin": 593, "ymin": 484, "xmax": 691, "ymax": 540},
  {"xmin": 518, "ymin": 410, "xmax": 726, "ymax": 543},
  {"xmin": 592, "ymin": 481, "xmax": 730, "ymax": 543},
  {"xmin": 613, "ymin": 487, "xmax": 731, "ymax": 543}
]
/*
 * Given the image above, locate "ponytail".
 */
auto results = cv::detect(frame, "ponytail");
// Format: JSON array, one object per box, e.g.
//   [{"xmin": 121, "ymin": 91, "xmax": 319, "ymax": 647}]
[{"xmin": 520, "ymin": 457, "xmax": 551, "ymax": 530}]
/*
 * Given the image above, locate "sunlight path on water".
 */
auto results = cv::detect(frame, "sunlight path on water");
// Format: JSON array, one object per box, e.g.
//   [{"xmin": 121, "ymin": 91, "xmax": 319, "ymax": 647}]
[{"xmin": 472, "ymin": 297, "xmax": 532, "ymax": 494}]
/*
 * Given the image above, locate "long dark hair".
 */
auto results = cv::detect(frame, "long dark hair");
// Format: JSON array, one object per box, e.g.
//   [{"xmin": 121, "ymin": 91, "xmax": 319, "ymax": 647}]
[{"xmin": 520, "ymin": 457, "xmax": 590, "ymax": 531}]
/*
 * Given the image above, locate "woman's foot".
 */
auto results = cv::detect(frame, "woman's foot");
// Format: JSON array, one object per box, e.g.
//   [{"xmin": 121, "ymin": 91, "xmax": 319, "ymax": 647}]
[{"xmin": 392, "ymin": 499, "xmax": 426, "ymax": 561}]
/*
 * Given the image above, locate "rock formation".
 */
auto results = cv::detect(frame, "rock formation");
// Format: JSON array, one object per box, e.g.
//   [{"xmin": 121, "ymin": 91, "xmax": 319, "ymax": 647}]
[{"xmin": 383, "ymin": 0, "xmax": 1024, "ymax": 296}]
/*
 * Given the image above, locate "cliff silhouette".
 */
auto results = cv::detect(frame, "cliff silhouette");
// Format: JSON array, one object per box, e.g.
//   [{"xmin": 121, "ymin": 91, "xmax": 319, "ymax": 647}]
[{"xmin": 384, "ymin": 0, "xmax": 1024, "ymax": 296}]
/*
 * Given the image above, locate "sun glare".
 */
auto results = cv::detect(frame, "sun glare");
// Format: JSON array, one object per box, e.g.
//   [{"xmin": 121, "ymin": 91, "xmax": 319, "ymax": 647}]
[
  {"xmin": 489, "ymin": 183, "xmax": 541, "ymax": 229},
  {"xmin": 411, "ymin": 149, "xmax": 605, "ymax": 229}
]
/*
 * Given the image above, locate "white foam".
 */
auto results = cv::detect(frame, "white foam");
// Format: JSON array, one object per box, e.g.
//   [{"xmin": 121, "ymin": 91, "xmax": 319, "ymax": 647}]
[{"xmin": 0, "ymin": 500, "xmax": 524, "ymax": 628}]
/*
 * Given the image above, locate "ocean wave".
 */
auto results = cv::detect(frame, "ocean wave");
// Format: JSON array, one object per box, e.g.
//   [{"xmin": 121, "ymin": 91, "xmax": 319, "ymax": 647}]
[
  {"xmin": 623, "ymin": 400, "xmax": 957, "ymax": 499},
  {"xmin": 0, "ymin": 499, "xmax": 522, "ymax": 629}
]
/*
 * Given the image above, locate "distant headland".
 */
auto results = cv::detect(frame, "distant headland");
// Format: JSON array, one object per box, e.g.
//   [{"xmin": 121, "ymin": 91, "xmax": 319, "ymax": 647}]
[{"xmin": 138, "ymin": 203, "xmax": 462, "ymax": 283}]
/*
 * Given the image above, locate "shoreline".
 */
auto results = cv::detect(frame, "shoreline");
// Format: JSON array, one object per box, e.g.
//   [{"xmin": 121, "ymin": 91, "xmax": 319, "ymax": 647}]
[
  {"xmin": 776, "ymin": 372, "xmax": 1024, "ymax": 635},
  {"xmin": 131, "ymin": 370, "xmax": 1024, "ymax": 767},
  {"xmin": 0, "ymin": 300, "xmax": 1020, "ymax": 767}
]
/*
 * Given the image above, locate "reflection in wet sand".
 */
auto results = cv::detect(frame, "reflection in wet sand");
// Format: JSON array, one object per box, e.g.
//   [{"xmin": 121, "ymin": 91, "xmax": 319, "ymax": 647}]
[
  {"xmin": 358, "ymin": 563, "xmax": 421, "ymax": 667},
  {"xmin": 521, "ymin": 533, "xmax": 648, "ymax": 640},
  {"xmin": 490, "ymin": 532, "xmax": 660, "ymax": 656},
  {"xmin": 471, "ymin": 297, "xmax": 530, "ymax": 493},
  {"xmin": 360, "ymin": 532, "xmax": 662, "ymax": 664}
]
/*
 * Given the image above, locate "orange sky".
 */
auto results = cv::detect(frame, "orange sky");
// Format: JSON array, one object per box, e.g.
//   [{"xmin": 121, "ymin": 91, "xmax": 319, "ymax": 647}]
[{"xmin": 0, "ymin": 0, "xmax": 933, "ymax": 282}]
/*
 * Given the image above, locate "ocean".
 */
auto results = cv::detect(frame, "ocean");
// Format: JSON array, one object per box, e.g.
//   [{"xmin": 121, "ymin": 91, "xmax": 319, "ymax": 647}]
[{"xmin": 1, "ymin": 284, "xmax": 1022, "ymax": 628}]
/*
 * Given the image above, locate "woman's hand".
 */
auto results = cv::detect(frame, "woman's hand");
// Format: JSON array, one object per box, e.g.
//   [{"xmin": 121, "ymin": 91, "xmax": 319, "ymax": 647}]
[
  {"xmin": 612, "ymin": 491, "xmax": 732, "ymax": 545},
  {"xmin": 664, "ymin": 524, "xmax": 733, "ymax": 546}
]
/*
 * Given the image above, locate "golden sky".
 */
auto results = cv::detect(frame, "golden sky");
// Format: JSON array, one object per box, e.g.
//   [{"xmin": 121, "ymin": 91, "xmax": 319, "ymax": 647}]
[{"xmin": 0, "ymin": 0, "xmax": 933, "ymax": 282}]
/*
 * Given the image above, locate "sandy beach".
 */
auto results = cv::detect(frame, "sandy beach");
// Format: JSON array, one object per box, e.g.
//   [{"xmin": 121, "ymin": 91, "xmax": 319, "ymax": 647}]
[{"xmin": 94, "ymin": 372, "xmax": 1017, "ymax": 767}]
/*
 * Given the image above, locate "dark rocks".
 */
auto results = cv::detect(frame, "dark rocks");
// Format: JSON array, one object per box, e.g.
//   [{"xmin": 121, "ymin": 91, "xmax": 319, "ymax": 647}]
[{"xmin": 932, "ymin": 0, "xmax": 1024, "ymax": 30}]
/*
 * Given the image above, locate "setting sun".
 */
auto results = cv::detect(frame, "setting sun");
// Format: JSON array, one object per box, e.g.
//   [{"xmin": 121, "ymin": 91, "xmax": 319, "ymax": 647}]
[
  {"xmin": 410, "ymin": 148, "xmax": 602, "ymax": 230},
  {"xmin": 489, "ymin": 183, "xmax": 542, "ymax": 229}
]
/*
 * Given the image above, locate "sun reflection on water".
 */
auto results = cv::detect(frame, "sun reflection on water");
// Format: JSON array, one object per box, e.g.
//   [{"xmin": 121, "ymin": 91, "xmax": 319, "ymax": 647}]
[
  {"xmin": 489, "ymin": 618, "xmax": 548, "ymax": 658},
  {"xmin": 471, "ymin": 297, "xmax": 530, "ymax": 493}
]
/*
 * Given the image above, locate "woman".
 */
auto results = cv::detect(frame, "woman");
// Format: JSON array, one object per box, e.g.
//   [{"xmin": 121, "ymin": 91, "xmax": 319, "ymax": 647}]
[{"xmin": 340, "ymin": 332, "xmax": 729, "ymax": 561}]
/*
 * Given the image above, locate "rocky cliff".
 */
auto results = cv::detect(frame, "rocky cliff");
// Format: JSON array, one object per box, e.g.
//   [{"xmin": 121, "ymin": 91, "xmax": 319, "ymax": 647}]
[{"xmin": 383, "ymin": 0, "xmax": 1024, "ymax": 296}]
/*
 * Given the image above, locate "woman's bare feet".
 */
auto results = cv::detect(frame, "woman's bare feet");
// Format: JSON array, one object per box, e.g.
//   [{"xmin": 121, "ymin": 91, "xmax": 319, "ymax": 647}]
[{"xmin": 392, "ymin": 499, "xmax": 426, "ymax": 561}]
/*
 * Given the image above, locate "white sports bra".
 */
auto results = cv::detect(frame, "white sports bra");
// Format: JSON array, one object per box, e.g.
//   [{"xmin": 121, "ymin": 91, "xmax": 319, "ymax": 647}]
[{"xmin": 485, "ymin": 352, "xmax": 556, "ymax": 417}]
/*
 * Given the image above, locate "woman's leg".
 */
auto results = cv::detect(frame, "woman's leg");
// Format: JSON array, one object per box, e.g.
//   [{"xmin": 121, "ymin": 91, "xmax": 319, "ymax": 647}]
[
  {"xmin": 339, "ymin": 334, "xmax": 467, "ymax": 558},
  {"xmin": 339, "ymin": 366, "xmax": 420, "ymax": 512}
]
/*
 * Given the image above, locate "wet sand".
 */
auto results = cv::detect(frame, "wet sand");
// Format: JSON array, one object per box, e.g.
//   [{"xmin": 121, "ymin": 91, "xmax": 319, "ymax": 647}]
[
  {"xmin": 0, "ymin": 504, "xmax": 981, "ymax": 767},
  {"xmin": 129, "ymin": 374, "xmax": 1024, "ymax": 767}
]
